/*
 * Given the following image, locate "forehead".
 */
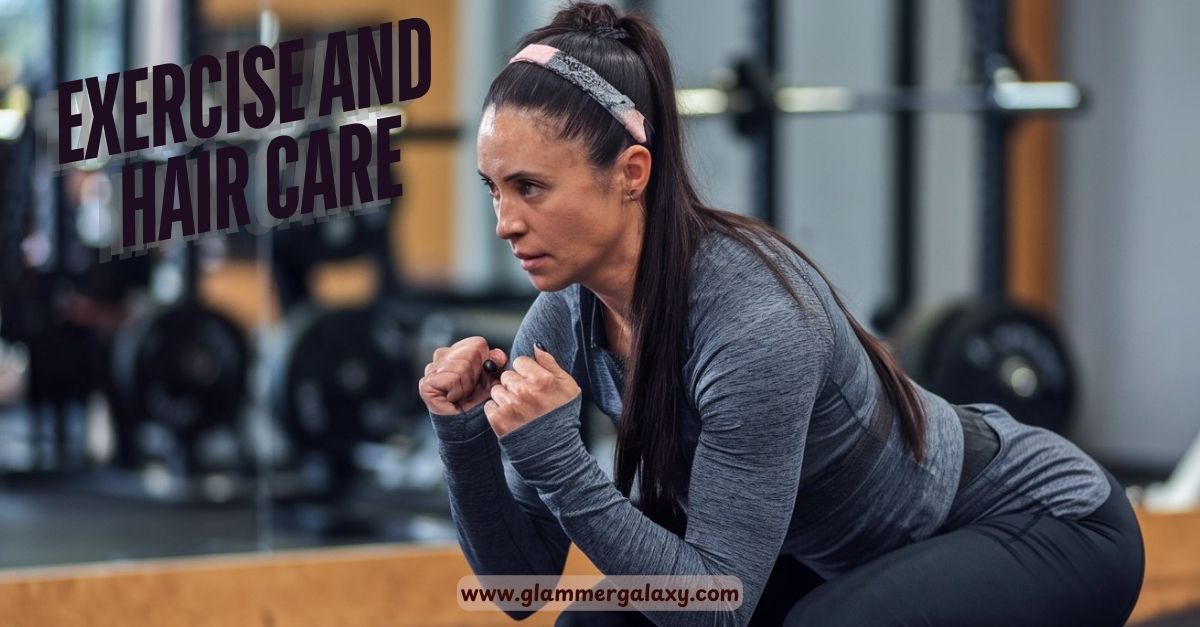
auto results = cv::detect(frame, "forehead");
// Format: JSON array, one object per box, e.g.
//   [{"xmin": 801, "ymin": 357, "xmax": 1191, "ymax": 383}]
[{"xmin": 476, "ymin": 106, "xmax": 585, "ymax": 175}]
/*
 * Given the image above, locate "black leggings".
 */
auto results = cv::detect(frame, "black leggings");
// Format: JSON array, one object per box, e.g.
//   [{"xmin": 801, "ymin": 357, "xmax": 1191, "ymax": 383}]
[{"xmin": 555, "ymin": 466, "xmax": 1144, "ymax": 626}]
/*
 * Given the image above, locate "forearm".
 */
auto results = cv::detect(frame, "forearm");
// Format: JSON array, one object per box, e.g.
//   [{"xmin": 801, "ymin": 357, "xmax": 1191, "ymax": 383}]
[
  {"xmin": 431, "ymin": 406, "xmax": 571, "ymax": 580},
  {"xmin": 498, "ymin": 397, "xmax": 748, "ymax": 627}
]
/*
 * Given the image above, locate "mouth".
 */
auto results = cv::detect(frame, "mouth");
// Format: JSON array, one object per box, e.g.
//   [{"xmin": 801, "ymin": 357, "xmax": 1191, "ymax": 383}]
[{"xmin": 514, "ymin": 252, "xmax": 549, "ymax": 271}]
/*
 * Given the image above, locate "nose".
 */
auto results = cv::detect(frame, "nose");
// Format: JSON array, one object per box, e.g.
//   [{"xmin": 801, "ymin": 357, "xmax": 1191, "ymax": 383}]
[{"xmin": 494, "ymin": 196, "xmax": 526, "ymax": 240}]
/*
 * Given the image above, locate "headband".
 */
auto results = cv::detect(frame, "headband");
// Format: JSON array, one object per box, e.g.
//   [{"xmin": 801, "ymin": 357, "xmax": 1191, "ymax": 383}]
[{"xmin": 507, "ymin": 43, "xmax": 649, "ymax": 145}]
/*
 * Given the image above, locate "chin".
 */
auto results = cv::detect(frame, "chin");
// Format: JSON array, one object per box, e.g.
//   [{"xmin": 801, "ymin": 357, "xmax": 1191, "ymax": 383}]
[{"xmin": 527, "ymin": 272, "xmax": 571, "ymax": 293}]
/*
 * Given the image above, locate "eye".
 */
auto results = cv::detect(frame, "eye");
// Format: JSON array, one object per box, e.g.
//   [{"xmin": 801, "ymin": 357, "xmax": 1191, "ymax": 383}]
[
  {"xmin": 479, "ymin": 175, "xmax": 497, "ymax": 197},
  {"xmin": 518, "ymin": 180, "xmax": 541, "ymax": 197}
]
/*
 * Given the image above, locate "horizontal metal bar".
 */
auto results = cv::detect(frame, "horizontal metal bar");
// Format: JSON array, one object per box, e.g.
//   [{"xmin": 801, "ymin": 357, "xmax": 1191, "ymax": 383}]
[{"xmin": 677, "ymin": 81, "xmax": 1082, "ymax": 117}]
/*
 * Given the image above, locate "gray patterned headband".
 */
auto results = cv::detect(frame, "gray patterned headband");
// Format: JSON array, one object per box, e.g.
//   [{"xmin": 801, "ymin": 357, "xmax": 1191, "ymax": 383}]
[{"xmin": 508, "ymin": 43, "xmax": 649, "ymax": 145}]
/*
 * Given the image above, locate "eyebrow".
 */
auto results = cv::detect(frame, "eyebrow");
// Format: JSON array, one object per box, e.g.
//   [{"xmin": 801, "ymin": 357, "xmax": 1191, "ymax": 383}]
[{"xmin": 477, "ymin": 169, "xmax": 545, "ymax": 183}]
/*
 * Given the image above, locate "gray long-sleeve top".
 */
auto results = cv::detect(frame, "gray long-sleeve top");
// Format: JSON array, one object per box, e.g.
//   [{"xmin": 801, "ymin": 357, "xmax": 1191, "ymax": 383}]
[{"xmin": 429, "ymin": 231, "xmax": 1111, "ymax": 625}]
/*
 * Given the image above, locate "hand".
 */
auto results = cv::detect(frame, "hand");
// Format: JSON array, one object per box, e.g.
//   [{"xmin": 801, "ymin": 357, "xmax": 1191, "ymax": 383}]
[
  {"xmin": 485, "ymin": 343, "xmax": 581, "ymax": 437},
  {"xmin": 419, "ymin": 336, "xmax": 508, "ymax": 415}
]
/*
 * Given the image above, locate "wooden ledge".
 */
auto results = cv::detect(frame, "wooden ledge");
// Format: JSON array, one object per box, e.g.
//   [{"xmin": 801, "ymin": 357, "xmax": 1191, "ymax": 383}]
[
  {"xmin": 0, "ymin": 509, "xmax": 1195, "ymax": 627},
  {"xmin": 0, "ymin": 542, "xmax": 600, "ymax": 627}
]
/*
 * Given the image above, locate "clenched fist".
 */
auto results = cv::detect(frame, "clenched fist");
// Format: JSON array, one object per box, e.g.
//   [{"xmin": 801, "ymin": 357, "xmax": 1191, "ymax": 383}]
[
  {"xmin": 484, "ymin": 343, "xmax": 581, "ymax": 437},
  {"xmin": 419, "ymin": 336, "xmax": 508, "ymax": 416}
]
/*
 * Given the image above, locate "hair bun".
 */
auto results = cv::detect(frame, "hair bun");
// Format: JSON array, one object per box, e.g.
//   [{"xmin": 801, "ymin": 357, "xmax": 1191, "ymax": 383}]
[
  {"xmin": 552, "ymin": 2, "xmax": 627, "ymax": 35},
  {"xmin": 591, "ymin": 25, "xmax": 630, "ymax": 40}
]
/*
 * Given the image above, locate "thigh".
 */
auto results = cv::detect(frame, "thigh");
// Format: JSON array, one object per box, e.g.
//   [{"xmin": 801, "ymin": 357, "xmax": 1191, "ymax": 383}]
[
  {"xmin": 554, "ymin": 608, "xmax": 655, "ymax": 627},
  {"xmin": 749, "ymin": 553, "xmax": 828, "ymax": 626},
  {"xmin": 784, "ymin": 472, "xmax": 1144, "ymax": 627},
  {"xmin": 556, "ymin": 553, "xmax": 826, "ymax": 626}
]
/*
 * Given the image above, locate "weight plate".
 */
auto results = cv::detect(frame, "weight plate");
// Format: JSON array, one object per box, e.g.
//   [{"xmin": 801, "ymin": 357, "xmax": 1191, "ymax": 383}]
[
  {"xmin": 112, "ymin": 303, "xmax": 250, "ymax": 435},
  {"xmin": 274, "ymin": 303, "xmax": 425, "ymax": 459},
  {"xmin": 913, "ymin": 300, "xmax": 1077, "ymax": 434}
]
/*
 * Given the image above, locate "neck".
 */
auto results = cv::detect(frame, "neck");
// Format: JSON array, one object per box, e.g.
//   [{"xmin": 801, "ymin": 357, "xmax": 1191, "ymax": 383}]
[
  {"xmin": 582, "ymin": 203, "xmax": 643, "ymax": 332},
  {"xmin": 596, "ymin": 293, "xmax": 633, "ymax": 361},
  {"xmin": 586, "ymin": 256, "xmax": 636, "ymax": 360},
  {"xmin": 589, "ymin": 283, "xmax": 632, "ymax": 328}
]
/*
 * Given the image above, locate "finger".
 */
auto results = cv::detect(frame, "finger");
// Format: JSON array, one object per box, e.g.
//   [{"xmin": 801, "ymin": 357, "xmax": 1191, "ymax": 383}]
[
  {"xmin": 532, "ymin": 342, "xmax": 567, "ymax": 377},
  {"xmin": 434, "ymin": 358, "xmax": 476, "ymax": 402},
  {"xmin": 420, "ymin": 372, "xmax": 459, "ymax": 399},
  {"xmin": 438, "ymin": 356, "xmax": 475, "ymax": 380},
  {"xmin": 482, "ymin": 352, "xmax": 507, "ymax": 384},
  {"xmin": 457, "ymin": 360, "xmax": 484, "ymax": 401},
  {"xmin": 483, "ymin": 399, "xmax": 500, "ymax": 421},
  {"xmin": 451, "ymin": 335, "xmax": 489, "ymax": 351},
  {"xmin": 511, "ymin": 354, "xmax": 544, "ymax": 377},
  {"xmin": 422, "ymin": 371, "xmax": 468, "ymax": 402},
  {"xmin": 488, "ymin": 347, "xmax": 509, "ymax": 370},
  {"xmin": 499, "ymin": 368, "xmax": 525, "ymax": 390},
  {"xmin": 440, "ymin": 338, "xmax": 484, "ymax": 374},
  {"xmin": 490, "ymin": 384, "xmax": 515, "ymax": 407},
  {"xmin": 450, "ymin": 335, "xmax": 490, "ymax": 362}
]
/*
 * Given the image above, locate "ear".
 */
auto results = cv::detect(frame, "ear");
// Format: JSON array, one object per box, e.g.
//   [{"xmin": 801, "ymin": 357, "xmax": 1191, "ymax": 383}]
[{"xmin": 616, "ymin": 144, "xmax": 652, "ymax": 200}]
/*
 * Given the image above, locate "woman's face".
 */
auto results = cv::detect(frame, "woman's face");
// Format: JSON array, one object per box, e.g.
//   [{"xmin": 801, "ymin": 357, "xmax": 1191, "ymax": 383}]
[{"xmin": 477, "ymin": 105, "xmax": 646, "ymax": 293}]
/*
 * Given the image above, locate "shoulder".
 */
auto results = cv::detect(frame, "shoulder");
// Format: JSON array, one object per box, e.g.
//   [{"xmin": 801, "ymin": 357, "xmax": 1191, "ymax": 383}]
[
  {"xmin": 689, "ymin": 230, "xmax": 820, "ymax": 296},
  {"xmin": 528, "ymin": 284, "xmax": 578, "ymax": 317},
  {"xmin": 687, "ymin": 230, "xmax": 835, "ymax": 347},
  {"xmin": 511, "ymin": 285, "xmax": 584, "ymax": 361},
  {"xmin": 683, "ymin": 230, "xmax": 837, "ymax": 419}
]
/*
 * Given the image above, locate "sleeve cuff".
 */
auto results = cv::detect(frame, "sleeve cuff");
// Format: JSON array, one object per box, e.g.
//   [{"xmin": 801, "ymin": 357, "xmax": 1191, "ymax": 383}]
[
  {"xmin": 497, "ymin": 393, "xmax": 584, "ymax": 465},
  {"xmin": 428, "ymin": 403, "xmax": 492, "ymax": 443}
]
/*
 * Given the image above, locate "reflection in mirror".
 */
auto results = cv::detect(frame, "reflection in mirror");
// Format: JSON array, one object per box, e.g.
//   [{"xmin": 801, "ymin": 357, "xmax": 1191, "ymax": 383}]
[
  {"xmin": 0, "ymin": 0, "xmax": 500, "ymax": 571},
  {"xmin": 1, "ymin": 0, "xmax": 612, "ymax": 574}
]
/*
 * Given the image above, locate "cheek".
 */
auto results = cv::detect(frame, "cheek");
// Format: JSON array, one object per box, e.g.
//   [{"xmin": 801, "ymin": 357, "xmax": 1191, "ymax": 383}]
[
  {"xmin": 542, "ymin": 202, "xmax": 592, "ymax": 242},
  {"xmin": 538, "ymin": 189, "xmax": 622, "ymax": 255},
  {"xmin": 591, "ymin": 208, "xmax": 628, "ymax": 245},
  {"xmin": 571, "ymin": 197, "xmax": 621, "ymax": 238},
  {"xmin": 566, "ymin": 215, "xmax": 617, "ymax": 259}
]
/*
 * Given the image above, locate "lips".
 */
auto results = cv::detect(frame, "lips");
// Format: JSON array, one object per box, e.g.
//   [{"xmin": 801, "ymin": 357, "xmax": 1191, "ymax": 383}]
[{"xmin": 514, "ymin": 251, "xmax": 548, "ymax": 271}]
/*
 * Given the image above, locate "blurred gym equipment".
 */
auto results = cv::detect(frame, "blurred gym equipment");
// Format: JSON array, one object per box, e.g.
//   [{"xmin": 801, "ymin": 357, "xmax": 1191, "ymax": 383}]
[
  {"xmin": 674, "ymin": 0, "xmax": 1082, "ymax": 231},
  {"xmin": 896, "ymin": 300, "xmax": 1075, "ymax": 433},
  {"xmin": 671, "ymin": 0, "xmax": 1083, "ymax": 433},
  {"xmin": 271, "ymin": 302, "xmax": 426, "ymax": 496},
  {"xmin": 109, "ymin": 302, "xmax": 250, "ymax": 485}
]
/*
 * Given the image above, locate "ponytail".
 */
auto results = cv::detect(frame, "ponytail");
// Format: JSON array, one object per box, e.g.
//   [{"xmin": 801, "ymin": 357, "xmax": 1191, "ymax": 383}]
[{"xmin": 485, "ymin": 3, "xmax": 927, "ymax": 537}]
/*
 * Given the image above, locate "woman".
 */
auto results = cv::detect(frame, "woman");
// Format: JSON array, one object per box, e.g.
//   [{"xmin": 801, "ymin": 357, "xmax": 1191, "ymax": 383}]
[{"xmin": 418, "ymin": 3, "xmax": 1145, "ymax": 625}]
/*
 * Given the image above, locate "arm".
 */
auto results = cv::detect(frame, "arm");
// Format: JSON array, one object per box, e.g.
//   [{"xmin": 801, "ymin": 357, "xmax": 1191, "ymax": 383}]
[
  {"xmin": 496, "ymin": 260, "xmax": 834, "ymax": 626},
  {"xmin": 427, "ymin": 291, "xmax": 578, "ymax": 619},
  {"xmin": 430, "ymin": 403, "xmax": 571, "ymax": 575}
]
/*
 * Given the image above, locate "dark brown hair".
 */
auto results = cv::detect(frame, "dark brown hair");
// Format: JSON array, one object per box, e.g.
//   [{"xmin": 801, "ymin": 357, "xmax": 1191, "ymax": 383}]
[{"xmin": 484, "ymin": 2, "xmax": 926, "ymax": 536}]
